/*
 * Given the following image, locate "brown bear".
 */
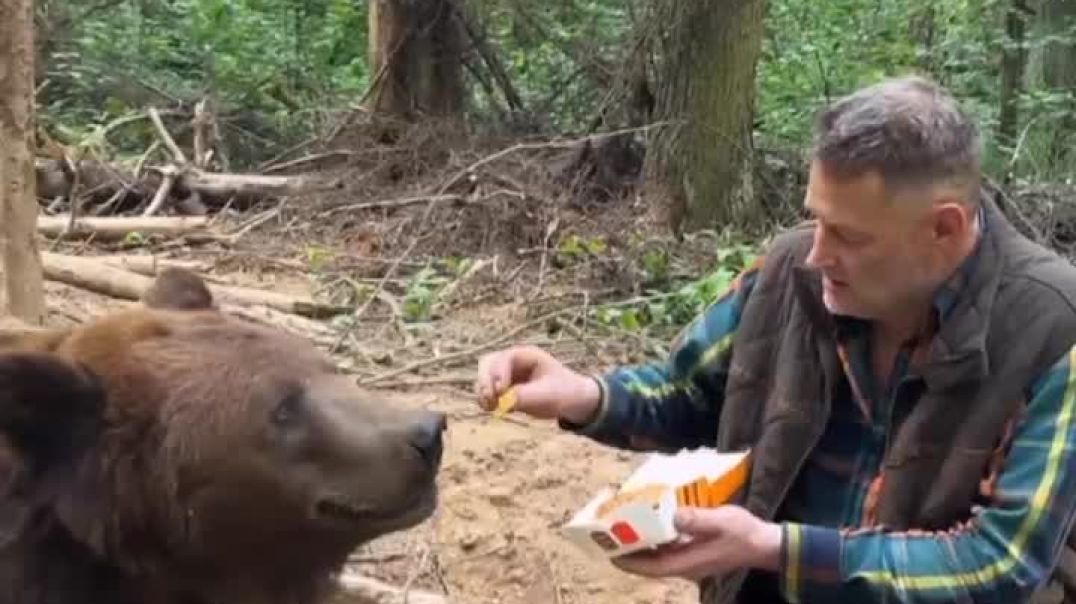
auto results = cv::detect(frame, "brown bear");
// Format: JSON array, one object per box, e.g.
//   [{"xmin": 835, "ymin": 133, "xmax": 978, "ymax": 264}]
[{"xmin": 0, "ymin": 268, "xmax": 445, "ymax": 604}]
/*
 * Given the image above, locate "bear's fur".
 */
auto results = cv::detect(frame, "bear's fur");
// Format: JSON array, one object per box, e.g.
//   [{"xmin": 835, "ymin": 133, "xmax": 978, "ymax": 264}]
[{"xmin": 0, "ymin": 269, "xmax": 445, "ymax": 604}]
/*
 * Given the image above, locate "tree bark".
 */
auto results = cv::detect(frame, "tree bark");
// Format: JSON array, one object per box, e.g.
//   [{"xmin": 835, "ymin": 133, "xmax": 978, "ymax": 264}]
[
  {"xmin": 40, "ymin": 253, "xmax": 351, "ymax": 319},
  {"xmin": 643, "ymin": 0, "xmax": 768, "ymax": 234},
  {"xmin": 1037, "ymin": 0, "xmax": 1076, "ymax": 91},
  {"xmin": 1031, "ymin": 0, "xmax": 1076, "ymax": 161},
  {"xmin": 998, "ymin": 0, "xmax": 1031, "ymax": 155},
  {"xmin": 0, "ymin": 0, "xmax": 45, "ymax": 325},
  {"xmin": 36, "ymin": 215, "xmax": 210, "ymax": 241},
  {"xmin": 34, "ymin": 158, "xmax": 337, "ymax": 213},
  {"xmin": 366, "ymin": 0, "xmax": 466, "ymax": 118}
]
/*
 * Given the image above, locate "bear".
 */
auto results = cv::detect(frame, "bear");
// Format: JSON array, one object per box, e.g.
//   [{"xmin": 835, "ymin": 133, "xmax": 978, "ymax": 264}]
[{"xmin": 0, "ymin": 268, "xmax": 446, "ymax": 604}]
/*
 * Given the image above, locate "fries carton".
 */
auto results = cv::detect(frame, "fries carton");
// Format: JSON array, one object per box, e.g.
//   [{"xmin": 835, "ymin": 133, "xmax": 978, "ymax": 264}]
[{"xmin": 560, "ymin": 448, "xmax": 751, "ymax": 558}]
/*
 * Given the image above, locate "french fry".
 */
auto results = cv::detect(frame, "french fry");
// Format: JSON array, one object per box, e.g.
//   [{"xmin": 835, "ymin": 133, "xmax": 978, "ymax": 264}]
[{"xmin": 493, "ymin": 387, "xmax": 518, "ymax": 418}]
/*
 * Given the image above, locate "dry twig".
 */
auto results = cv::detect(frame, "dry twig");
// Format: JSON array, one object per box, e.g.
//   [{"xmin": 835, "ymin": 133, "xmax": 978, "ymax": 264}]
[{"xmin": 357, "ymin": 307, "xmax": 576, "ymax": 385}]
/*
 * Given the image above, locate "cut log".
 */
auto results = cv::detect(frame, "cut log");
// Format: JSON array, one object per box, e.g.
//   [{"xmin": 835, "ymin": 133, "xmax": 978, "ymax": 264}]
[
  {"xmin": 182, "ymin": 168, "xmax": 340, "ymax": 199},
  {"xmin": 41, "ymin": 252, "xmax": 150, "ymax": 301},
  {"xmin": 39, "ymin": 252, "xmax": 350, "ymax": 319},
  {"xmin": 37, "ymin": 215, "xmax": 210, "ymax": 240},
  {"xmin": 334, "ymin": 570, "xmax": 450, "ymax": 604},
  {"xmin": 221, "ymin": 304, "xmax": 345, "ymax": 350},
  {"xmin": 35, "ymin": 158, "xmax": 340, "ymax": 213},
  {"xmin": 101, "ymin": 255, "xmax": 211, "ymax": 278}
]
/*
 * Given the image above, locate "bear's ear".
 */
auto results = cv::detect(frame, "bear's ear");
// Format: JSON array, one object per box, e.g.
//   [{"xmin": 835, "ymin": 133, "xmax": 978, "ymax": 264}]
[
  {"xmin": 0, "ymin": 352, "xmax": 105, "ymax": 542},
  {"xmin": 0, "ymin": 348, "xmax": 104, "ymax": 490},
  {"xmin": 141, "ymin": 266, "xmax": 216, "ymax": 311},
  {"xmin": 0, "ymin": 352, "xmax": 104, "ymax": 473}
]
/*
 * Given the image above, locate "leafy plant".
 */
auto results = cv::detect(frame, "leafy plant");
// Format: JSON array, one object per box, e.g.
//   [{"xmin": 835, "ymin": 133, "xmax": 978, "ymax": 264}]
[
  {"xmin": 594, "ymin": 242, "xmax": 758, "ymax": 333},
  {"xmin": 403, "ymin": 266, "xmax": 450, "ymax": 323}
]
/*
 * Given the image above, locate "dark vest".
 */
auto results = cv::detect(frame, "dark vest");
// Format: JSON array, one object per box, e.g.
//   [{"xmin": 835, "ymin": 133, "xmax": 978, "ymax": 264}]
[{"xmin": 700, "ymin": 195, "xmax": 1076, "ymax": 604}]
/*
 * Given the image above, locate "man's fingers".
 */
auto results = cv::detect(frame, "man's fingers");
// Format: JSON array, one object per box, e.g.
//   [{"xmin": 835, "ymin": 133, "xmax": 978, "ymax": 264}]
[
  {"xmin": 475, "ymin": 346, "xmax": 559, "ymax": 413},
  {"xmin": 509, "ymin": 381, "xmax": 552, "ymax": 416},
  {"xmin": 673, "ymin": 506, "xmax": 730, "ymax": 537},
  {"xmin": 475, "ymin": 353, "xmax": 506, "ymax": 409},
  {"xmin": 612, "ymin": 539, "xmax": 720, "ymax": 579}
]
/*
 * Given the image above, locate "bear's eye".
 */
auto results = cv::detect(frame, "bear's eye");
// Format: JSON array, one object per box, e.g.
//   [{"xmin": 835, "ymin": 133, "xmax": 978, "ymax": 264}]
[{"xmin": 270, "ymin": 389, "xmax": 304, "ymax": 428}]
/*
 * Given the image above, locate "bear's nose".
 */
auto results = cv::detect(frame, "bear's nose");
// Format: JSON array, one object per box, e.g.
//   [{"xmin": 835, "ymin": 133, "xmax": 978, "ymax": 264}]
[{"xmin": 409, "ymin": 410, "xmax": 447, "ymax": 467}]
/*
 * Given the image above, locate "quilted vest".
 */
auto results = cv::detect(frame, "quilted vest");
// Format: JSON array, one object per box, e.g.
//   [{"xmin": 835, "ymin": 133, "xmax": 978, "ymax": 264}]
[{"xmin": 699, "ymin": 194, "xmax": 1076, "ymax": 604}]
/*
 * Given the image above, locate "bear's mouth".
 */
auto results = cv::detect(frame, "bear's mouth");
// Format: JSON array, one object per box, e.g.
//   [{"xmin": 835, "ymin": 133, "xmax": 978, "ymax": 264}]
[
  {"xmin": 313, "ymin": 488, "xmax": 436, "ymax": 526},
  {"xmin": 314, "ymin": 498, "xmax": 378, "ymax": 522}
]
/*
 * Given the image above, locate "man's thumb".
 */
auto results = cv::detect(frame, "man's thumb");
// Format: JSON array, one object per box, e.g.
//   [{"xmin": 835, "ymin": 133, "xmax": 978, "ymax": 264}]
[
  {"xmin": 673, "ymin": 507, "xmax": 724, "ymax": 537},
  {"xmin": 506, "ymin": 381, "xmax": 545, "ymax": 412}
]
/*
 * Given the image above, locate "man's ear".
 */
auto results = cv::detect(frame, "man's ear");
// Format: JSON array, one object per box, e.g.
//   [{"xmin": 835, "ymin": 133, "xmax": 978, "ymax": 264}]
[
  {"xmin": 141, "ymin": 267, "xmax": 216, "ymax": 311},
  {"xmin": 0, "ymin": 352, "xmax": 105, "ymax": 543}
]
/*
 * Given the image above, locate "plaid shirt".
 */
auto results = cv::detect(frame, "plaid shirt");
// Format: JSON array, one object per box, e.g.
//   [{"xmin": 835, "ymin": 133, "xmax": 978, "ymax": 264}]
[{"xmin": 568, "ymin": 222, "xmax": 1076, "ymax": 602}]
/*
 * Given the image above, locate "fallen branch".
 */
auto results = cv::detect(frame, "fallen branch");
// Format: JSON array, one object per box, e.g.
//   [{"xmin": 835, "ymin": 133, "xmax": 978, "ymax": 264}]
[
  {"xmin": 100, "ymin": 254, "xmax": 210, "ymax": 277},
  {"xmin": 148, "ymin": 106, "xmax": 189, "ymax": 164},
  {"xmin": 434, "ymin": 122, "xmax": 670, "ymax": 195},
  {"xmin": 336, "ymin": 570, "xmax": 449, "ymax": 604},
  {"xmin": 41, "ymin": 252, "xmax": 150, "ymax": 301},
  {"xmin": 357, "ymin": 307, "xmax": 574, "ymax": 385},
  {"xmin": 191, "ymin": 98, "xmax": 214, "ymax": 169},
  {"xmin": 364, "ymin": 374, "xmax": 473, "ymax": 388},
  {"xmin": 35, "ymin": 158, "xmax": 339, "ymax": 212},
  {"xmin": 37, "ymin": 215, "xmax": 210, "ymax": 240},
  {"xmin": 318, "ymin": 194, "xmax": 462, "ymax": 217},
  {"xmin": 220, "ymin": 304, "xmax": 347, "ymax": 350},
  {"xmin": 431, "ymin": 257, "xmax": 493, "ymax": 313},
  {"xmin": 40, "ymin": 253, "xmax": 350, "ymax": 319},
  {"xmin": 182, "ymin": 167, "xmax": 341, "ymax": 199},
  {"xmin": 141, "ymin": 164, "xmax": 179, "ymax": 216}
]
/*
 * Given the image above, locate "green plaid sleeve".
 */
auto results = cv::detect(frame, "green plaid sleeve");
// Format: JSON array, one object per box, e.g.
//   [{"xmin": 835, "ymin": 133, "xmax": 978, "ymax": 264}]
[
  {"xmin": 780, "ymin": 343, "xmax": 1076, "ymax": 603},
  {"xmin": 559, "ymin": 258, "xmax": 763, "ymax": 452}
]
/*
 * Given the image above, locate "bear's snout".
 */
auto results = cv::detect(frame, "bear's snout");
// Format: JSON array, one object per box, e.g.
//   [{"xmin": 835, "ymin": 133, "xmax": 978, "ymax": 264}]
[{"xmin": 408, "ymin": 410, "xmax": 447, "ymax": 469}]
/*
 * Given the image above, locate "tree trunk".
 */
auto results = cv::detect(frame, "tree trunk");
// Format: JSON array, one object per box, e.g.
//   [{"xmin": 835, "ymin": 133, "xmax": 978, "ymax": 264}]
[
  {"xmin": 366, "ymin": 0, "xmax": 465, "ymax": 118},
  {"xmin": 1037, "ymin": 0, "xmax": 1076, "ymax": 91},
  {"xmin": 0, "ymin": 0, "xmax": 45, "ymax": 325},
  {"xmin": 643, "ymin": 0, "xmax": 767, "ymax": 234},
  {"xmin": 1031, "ymin": 0, "xmax": 1076, "ymax": 162},
  {"xmin": 998, "ymin": 0, "xmax": 1031, "ymax": 155}
]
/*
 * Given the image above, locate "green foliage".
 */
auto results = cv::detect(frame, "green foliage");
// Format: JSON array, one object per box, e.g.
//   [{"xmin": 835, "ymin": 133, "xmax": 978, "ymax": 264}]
[
  {"xmin": 403, "ymin": 267, "xmax": 448, "ymax": 323},
  {"xmin": 755, "ymin": 0, "xmax": 1075, "ymax": 180},
  {"xmin": 39, "ymin": 0, "xmax": 1074, "ymax": 175},
  {"xmin": 594, "ymin": 242, "xmax": 757, "ymax": 333},
  {"xmin": 402, "ymin": 259, "xmax": 474, "ymax": 323},
  {"xmin": 554, "ymin": 234, "xmax": 608, "ymax": 267},
  {"xmin": 40, "ymin": 0, "xmax": 369, "ymax": 164}
]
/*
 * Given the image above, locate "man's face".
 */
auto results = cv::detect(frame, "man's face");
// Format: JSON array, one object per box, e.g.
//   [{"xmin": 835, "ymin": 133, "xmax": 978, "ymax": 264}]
[{"xmin": 803, "ymin": 161, "xmax": 953, "ymax": 321}]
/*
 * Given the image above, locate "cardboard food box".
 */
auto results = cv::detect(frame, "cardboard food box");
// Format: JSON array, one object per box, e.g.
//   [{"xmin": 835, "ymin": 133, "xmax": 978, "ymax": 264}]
[{"xmin": 560, "ymin": 448, "xmax": 751, "ymax": 558}]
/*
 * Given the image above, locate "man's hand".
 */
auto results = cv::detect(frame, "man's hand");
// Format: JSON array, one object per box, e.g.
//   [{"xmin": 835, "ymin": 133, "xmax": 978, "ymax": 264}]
[
  {"xmin": 612, "ymin": 506, "xmax": 783, "ymax": 582},
  {"xmin": 474, "ymin": 345, "xmax": 601, "ymax": 424}
]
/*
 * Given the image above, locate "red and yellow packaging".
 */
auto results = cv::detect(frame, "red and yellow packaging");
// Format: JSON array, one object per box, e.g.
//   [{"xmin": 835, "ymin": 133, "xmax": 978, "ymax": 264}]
[{"xmin": 560, "ymin": 448, "xmax": 751, "ymax": 558}]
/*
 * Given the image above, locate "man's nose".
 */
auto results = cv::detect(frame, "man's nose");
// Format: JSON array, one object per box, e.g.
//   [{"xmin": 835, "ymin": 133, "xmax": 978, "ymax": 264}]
[
  {"xmin": 409, "ymin": 410, "xmax": 447, "ymax": 468},
  {"xmin": 805, "ymin": 229, "xmax": 832, "ymax": 269}
]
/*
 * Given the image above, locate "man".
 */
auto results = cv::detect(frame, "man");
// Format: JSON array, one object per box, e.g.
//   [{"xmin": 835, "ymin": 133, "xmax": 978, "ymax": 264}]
[{"xmin": 475, "ymin": 75, "xmax": 1076, "ymax": 603}]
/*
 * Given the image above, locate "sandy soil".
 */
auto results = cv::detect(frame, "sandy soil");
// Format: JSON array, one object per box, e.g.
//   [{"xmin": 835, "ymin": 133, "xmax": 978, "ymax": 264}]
[{"xmin": 348, "ymin": 390, "xmax": 698, "ymax": 604}]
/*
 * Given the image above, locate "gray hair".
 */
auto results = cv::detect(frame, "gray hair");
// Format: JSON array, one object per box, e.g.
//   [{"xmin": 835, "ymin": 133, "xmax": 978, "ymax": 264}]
[{"xmin": 812, "ymin": 75, "xmax": 982, "ymax": 197}]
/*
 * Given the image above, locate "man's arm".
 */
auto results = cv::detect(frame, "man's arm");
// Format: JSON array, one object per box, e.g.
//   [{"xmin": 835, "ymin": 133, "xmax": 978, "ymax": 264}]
[
  {"xmin": 558, "ymin": 258, "xmax": 763, "ymax": 452},
  {"xmin": 779, "ymin": 343, "xmax": 1076, "ymax": 603}
]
